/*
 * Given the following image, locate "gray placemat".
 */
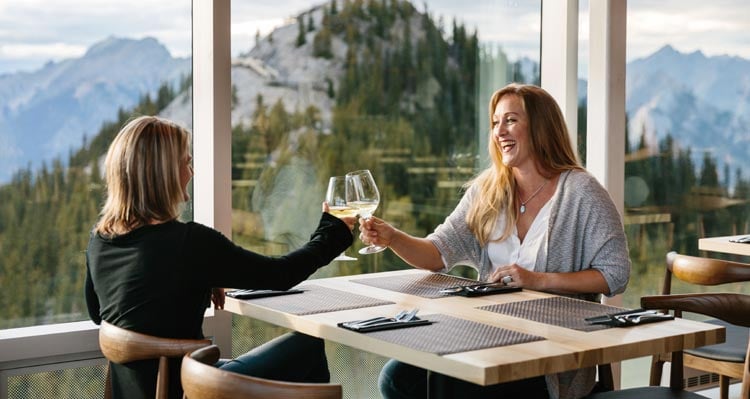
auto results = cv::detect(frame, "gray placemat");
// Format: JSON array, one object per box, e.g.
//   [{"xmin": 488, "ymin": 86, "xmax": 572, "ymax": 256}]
[
  {"xmin": 350, "ymin": 272, "xmax": 478, "ymax": 298},
  {"xmin": 479, "ymin": 296, "xmax": 627, "ymax": 332},
  {"xmin": 359, "ymin": 314, "xmax": 545, "ymax": 355},
  {"xmin": 241, "ymin": 285, "xmax": 394, "ymax": 315}
]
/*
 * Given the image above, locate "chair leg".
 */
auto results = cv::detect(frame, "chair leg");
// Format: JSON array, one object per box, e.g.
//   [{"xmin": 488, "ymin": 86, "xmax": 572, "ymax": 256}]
[
  {"xmin": 597, "ymin": 364, "xmax": 615, "ymax": 392},
  {"xmin": 104, "ymin": 362, "xmax": 112, "ymax": 399},
  {"xmin": 156, "ymin": 357, "xmax": 169, "ymax": 399},
  {"xmin": 719, "ymin": 375, "xmax": 729, "ymax": 399},
  {"xmin": 649, "ymin": 354, "xmax": 666, "ymax": 386}
]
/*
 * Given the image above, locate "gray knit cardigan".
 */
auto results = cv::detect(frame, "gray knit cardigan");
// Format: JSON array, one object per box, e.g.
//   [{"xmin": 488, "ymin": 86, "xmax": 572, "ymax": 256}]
[{"xmin": 427, "ymin": 169, "xmax": 631, "ymax": 399}]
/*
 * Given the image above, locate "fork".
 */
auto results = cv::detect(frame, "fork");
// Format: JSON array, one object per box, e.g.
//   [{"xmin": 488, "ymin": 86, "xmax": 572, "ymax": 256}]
[
  {"xmin": 616, "ymin": 312, "xmax": 669, "ymax": 324},
  {"xmin": 352, "ymin": 310, "xmax": 409, "ymax": 327},
  {"xmin": 397, "ymin": 308, "xmax": 419, "ymax": 322}
]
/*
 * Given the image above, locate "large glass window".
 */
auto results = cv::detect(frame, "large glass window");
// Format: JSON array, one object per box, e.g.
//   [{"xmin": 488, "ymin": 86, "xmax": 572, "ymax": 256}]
[
  {"xmin": 228, "ymin": 1, "xmax": 541, "ymax": 396},
  {"xmin": 0, "ymin": 1, "xmax": 192, "ymax": 330},
  {"xmin": 624, "ymin": 0, "xmax": 750, "ymax": 302},
  {"xmin": 227, "ymin": 0, "xmax": 541, "ymax": 271}
]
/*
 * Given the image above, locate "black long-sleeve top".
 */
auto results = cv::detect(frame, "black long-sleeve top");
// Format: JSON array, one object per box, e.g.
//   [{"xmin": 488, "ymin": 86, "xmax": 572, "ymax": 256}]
[{"xmin": 85, "ymin": 212, "xmax": 352, "ymax": 398}]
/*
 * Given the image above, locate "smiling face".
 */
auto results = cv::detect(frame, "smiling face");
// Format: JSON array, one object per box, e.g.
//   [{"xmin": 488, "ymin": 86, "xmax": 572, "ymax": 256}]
[{"xmin": 492, "ymin": 94, "xmax": 534, "ymax": 170}]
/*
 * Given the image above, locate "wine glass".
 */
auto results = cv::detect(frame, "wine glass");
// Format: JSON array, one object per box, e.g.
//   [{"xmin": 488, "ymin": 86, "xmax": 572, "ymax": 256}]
[
  {"xmin": 326, "ymin": 176, "xmax": 358, "ymax": 261},
  {"xmin": 345, "ymin": 169, "xmax": 387, "ymax": 254}
]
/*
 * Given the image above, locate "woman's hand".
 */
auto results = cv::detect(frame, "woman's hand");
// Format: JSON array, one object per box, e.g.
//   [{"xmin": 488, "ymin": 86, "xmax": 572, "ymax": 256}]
[
  {"xmin": 358, "ymin": 216, "xmax": 396, "ymax": 248},
  {"xmin": 322, "ymin": 201, "xmax": 356, "ymax": 230},
  {"xmin": 490, "ymin": 265, "xmax": 609, "ymax": 295},
  {"xmin": 211, "ymin": 287, "xmax": 225, "ymax": 310},
  {"xmin": 489, "ymin": 264, "xmax": 539, "ymax": 290}
]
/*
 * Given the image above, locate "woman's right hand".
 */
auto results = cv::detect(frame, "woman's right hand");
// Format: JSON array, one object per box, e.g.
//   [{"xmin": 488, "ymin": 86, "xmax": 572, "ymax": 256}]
[{"xmin": 358, "ymin": 216, "xmax": 396, "ymax": 248}]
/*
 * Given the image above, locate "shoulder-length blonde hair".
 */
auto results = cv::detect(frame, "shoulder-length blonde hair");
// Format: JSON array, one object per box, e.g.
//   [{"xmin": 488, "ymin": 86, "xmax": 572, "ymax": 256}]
[
  {"xmin": 95, "ymin": 116, "xmax": 190, "ymax": 236},
  {"xmin": 465, "ymin": 83, "xmax": 582, "ymax": 245}
]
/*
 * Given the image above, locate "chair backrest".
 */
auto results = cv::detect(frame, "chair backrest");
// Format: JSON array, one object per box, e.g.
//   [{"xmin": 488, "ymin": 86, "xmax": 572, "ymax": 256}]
[
  {"xmin": 181, "ymin": 345, "xmax": 343, "ymax": 399},
  {"xmin": 663, "ymin": 251, "xmax": 750, "ymax": 294},
  {"xmin": 641, "ymin": 292, "xmax": 750, "ymax": 396},
  {"xmin": 99, "ymin": 321, "xmax": 211, "ymax": 399}
]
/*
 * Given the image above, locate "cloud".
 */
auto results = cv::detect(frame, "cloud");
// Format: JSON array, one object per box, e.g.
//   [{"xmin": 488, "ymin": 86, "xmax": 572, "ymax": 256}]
[
  {"xmin": 1, "ymin": 0, "xmax": 748, "ymax": 75},
  {"xmin": 0, "ymin": 0, "xmax": 192, "ymax": 73},
  {"xmin": 627, "ymin": 0, "xmax": 750, "ymax": 60},
  {"xmin": 0, "ymin": 42, "xmax": 86, "ymax": 60}
]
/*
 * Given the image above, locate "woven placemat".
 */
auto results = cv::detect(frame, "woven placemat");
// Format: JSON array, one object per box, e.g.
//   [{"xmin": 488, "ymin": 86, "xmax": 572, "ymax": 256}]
[
  {"xmin": 350, "ymin": 273, "xmax": 478, "ymax": 298},
  {"xmin": 360, "ymin": 313, "xmax": 545, "ymax": 355},
  {"xmin": 241, "ymin": 285, "xmax": 394, "ymax": 315},
  {"xmin": 479, "ymin": 296, "xmax": 627, "ymax": 332}
]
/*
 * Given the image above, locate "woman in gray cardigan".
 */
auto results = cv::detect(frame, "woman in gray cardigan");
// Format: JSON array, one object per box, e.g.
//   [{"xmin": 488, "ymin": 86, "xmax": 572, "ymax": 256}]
[{"xmin": 359, "ymin": 83, "xmax": 631, "ymax": 399}]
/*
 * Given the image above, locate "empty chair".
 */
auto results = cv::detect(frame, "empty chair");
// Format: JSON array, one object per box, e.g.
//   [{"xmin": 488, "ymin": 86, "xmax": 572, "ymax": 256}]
[
  {"xmin": 649, "ymin": 252, "xmax": 750, "ymax": 398},
  {"xmin": 99, "ymin": 320, "xmax": 211, "ymax": 399},
  {"xmin": 181, "ymin": 344, "xmax": 343, "ymax": 399},
  {"xmin": 587, "ymin": 292, "xmax": 750, "ymax": 398}
]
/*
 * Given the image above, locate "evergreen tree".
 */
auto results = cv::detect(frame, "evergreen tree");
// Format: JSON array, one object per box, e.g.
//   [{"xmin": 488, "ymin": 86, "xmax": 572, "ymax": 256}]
[
  {"xmin": 307, "ymin": 13, "xmax": 315, "ymax": 32},
  {"xmin": 296, "ymin": 15, "xmax": 307, "ymax": 47}
]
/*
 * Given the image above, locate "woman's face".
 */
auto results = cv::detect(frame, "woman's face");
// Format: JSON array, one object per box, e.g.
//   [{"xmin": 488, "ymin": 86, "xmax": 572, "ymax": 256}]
[
  {"xmin": 492, "ymin": 94, "xmax": 533, "ymax": 170},
  {"xmin": 179, "ymin": 152, "xmax": 193, "ymax": 201}
]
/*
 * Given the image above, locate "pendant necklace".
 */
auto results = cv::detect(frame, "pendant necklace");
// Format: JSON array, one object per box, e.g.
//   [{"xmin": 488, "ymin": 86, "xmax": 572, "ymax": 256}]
[{"xmin": 518, "ymin": 179, "xmax": 549, "ymax": 214}]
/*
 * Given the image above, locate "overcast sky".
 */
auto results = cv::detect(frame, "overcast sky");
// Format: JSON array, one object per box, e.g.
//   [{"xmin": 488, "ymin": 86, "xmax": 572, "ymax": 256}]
[{"xmin": 1, "ymin": 0, "xmax": 748, "ymax": 76}]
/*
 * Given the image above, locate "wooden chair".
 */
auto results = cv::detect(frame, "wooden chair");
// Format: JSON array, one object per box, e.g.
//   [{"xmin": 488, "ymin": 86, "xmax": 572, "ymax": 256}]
[
  {"xmin": 587, "ymin": 292, "xmax": 750, "ymax": 398},
  {"xmin": 649, "ymin": 252, "xmax": 750, "ymax": 398},
  {"xmin": 181, "ymin": 344, "xmax": 343, "ymax": 399},
  {"xmin": 99, "ymin": 321, "xmax": 211, "ymax": 399}
]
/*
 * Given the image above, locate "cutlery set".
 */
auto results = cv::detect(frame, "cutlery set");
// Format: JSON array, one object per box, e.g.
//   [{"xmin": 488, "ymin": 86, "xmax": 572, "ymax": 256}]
[
  {"xmin": 585, "ymin": 308, "xmax": 674, "ymax": 326},
  {"xmin": 339, "ymin": 308, "xmax": 431, "ymax": 332}
]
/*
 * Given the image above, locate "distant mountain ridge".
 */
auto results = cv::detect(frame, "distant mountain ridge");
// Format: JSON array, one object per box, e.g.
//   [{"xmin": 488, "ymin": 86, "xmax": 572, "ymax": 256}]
[
  {"xmin": 0, "ymin": 36, "xmax": 190, "ymax": 182},
  {"xmin": 2, "ymin": 32, "xmax": 749, "ymax": 188},
  {"xmin": 626, "ymin": 44, "xmax": 750, "ymax": 184}
]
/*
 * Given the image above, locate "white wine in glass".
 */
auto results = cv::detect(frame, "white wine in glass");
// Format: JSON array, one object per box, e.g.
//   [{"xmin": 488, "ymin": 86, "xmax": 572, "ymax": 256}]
[
  {"xmin": 326, "ymin": 176, "xmax": 357, "ymax": 261},
  {"xmin": 345, "ymin": 169, "xmax": 387, "ymax": 254}
]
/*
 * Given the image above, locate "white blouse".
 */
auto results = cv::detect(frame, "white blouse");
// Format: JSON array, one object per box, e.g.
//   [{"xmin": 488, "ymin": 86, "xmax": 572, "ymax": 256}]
[{"xmin": 488, "ymin": 182, "xmax": 559, "ymax": 274}]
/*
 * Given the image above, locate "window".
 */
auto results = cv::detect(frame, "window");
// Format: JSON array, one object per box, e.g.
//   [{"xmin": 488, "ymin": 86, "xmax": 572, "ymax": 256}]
[
  {"xmin": 228, "ymin": 1, "xmax": 541, "ymax": 396},
  {"xmin": 0, "ymin": 0, "xmax": 192, "ymax": 327},
  {"xmin": 624, "ymin": 0, "xmax": 750, "ymax": 304},
  {"xmin": 0, "ymin": 2, "xmax": 192, "ymax": 396}
]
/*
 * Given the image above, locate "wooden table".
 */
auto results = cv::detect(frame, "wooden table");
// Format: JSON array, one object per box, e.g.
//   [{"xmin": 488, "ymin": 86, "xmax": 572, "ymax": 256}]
[
  {"xmin": 223, "ymin": 269, "xmax": 724, "ymax": 387},
  {"xmin": 699, "ymin": 235, "xmax": 750, "ymax": 256}
]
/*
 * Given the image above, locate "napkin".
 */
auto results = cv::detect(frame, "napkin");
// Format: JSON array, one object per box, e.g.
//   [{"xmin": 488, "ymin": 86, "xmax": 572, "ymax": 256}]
[
  {"xmin": 338, "ymin": 316, "xmax": 432, "ymax": 332},
  {"xmin": 225, "ymin": 288, "xmax": 304, "ymax": 299},
  {"xmin": 585, "ymin": 309, "xmax": 674, "ymax": 327}
]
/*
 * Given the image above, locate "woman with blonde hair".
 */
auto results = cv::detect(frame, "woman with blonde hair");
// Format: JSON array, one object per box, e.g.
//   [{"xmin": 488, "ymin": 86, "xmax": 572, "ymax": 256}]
[
  {"xmin": 360, "ymin": 83, "xmax": 630, "ymax": 398},
  {"xmin": 85, "ymin": 115, "xmax": 354, "ymax": 399}
]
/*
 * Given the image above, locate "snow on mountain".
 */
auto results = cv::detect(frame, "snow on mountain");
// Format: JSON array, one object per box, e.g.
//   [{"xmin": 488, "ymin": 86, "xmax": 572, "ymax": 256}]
[
  {"xmin": 164, "ymin": 5, "xmax": 346, "ymax": 133},
  {"xmin": 626, "ymin": 45, "xmax": 750, "ymax": 184},
  {"xmin": 0, "ymin": 37, "xmax": 190, "ymax": 182}
]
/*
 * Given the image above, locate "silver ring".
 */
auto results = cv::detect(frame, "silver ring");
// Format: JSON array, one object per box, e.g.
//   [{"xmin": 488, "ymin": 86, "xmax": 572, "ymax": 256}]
[{"xmin": 501, "ymin": 275, "xmax": 513, "ymax": 285}]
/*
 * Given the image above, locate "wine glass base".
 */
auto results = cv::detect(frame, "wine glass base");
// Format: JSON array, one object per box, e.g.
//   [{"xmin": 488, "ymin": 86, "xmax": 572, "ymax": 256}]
[
  {"xmin": 334, "ymin": 254, "xmax": 358, "ymax": 261},
  {"xmin": 358, "ymin": 245, "xmax": 387, "ymax": 255}
]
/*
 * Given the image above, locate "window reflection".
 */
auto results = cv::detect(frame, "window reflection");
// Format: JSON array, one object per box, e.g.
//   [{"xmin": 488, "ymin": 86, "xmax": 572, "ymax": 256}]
[
  {"xmin": 0, "ymin": 1, "xmax": 192, "ymax": 329},
  {"xmin": 229, "ymin": 0, "xmax": 541, "ymax": 275},
  {"xmin": 623, "ymin": 0, "xmax": 750, "ymax": 307}
]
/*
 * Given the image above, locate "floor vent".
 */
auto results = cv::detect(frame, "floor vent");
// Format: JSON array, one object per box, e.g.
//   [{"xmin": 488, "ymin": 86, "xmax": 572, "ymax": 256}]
[{"xmin": 684, "ymin": 371, "xmax": 720, "ymax": 390}]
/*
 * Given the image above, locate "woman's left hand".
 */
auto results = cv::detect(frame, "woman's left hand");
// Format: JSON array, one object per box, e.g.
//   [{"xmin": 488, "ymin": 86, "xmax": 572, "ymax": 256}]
[
  {"xmin": 490, "ymin": 264, "xmax": 539, "ymax": 290},
  {"xmin": 211, "ymin": 287, "xmax": 225, "ymax": 310}
]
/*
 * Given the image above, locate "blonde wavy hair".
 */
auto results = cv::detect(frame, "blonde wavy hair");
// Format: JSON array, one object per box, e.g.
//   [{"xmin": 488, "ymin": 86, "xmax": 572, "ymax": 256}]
[
  {"xmin": 95, "ymin": 116, "xmax": 190, "ymax": 236},
  {"xmin": 465, "ymin": 83, "xmax": 582, "ymax": 245}
]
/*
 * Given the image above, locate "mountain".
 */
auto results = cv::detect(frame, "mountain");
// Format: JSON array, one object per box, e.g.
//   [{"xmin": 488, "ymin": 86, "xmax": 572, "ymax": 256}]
[
  {"xmin": 163, "ymin": 4, "xmax": 347, "ymax": 132},
  {"xmin": 625, "ymin": 45, "xmax": 750, "ymax": 185},
  {"xmin": 0, "ymin": 37, "xmax": 190, "ymax": 183}
]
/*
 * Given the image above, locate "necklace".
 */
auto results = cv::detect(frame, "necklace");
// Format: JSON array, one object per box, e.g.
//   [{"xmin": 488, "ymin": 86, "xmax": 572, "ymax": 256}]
[{"xmin": 518, "ymin": 179, "xmax": 549, "ymax": 214}]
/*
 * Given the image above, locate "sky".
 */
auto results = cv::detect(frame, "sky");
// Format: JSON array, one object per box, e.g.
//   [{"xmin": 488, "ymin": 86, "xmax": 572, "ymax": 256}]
[{"xmin": 1, "ymin": 0, "xmax": 749, "ymax": 76}]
